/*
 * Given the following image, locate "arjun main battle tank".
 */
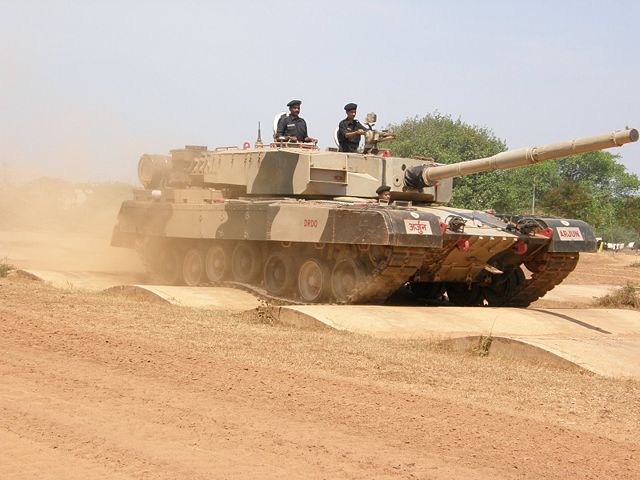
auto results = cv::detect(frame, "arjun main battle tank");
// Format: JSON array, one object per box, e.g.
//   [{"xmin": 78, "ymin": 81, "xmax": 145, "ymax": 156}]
[{"xmin": 111, "ymin": 124, "xmax": 638, "ymax": 306}]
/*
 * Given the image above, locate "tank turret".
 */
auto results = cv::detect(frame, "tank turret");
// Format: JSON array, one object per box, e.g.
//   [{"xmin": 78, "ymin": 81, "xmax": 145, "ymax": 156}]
[{"xmin": 136, "ymin": 128, "xmax": 637, "ymax": 204}]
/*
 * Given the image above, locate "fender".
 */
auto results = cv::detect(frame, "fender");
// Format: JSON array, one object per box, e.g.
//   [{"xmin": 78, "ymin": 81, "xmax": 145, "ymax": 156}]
[{"xmin": 534, "ymin": 218, "xmax": 597, "ymax": 253}]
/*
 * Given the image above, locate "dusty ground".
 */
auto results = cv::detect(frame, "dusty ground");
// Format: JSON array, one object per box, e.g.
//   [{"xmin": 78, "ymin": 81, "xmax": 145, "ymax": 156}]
[
  {"xmin": 1, "ymin": 181, "xmax": 639, "ymax": 478},
  {"xmin": 1, "ymin": 275, "xmax": 639, "ymax": 479},
  {"xmin": 564, "ymin": 250, "xmax": 640, "ymax": 286},
  {"xmin": 530, "ymin": 250, "xmax": 640, "ymax": 308}
]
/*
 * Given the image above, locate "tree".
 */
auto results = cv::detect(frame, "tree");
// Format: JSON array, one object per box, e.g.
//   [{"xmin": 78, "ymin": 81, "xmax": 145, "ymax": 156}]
[
  {"xmin": 555, "ymin": 151, "xmax": 639, "ymax": 196},
  {"xmin": 538, "ymin": 152, "xmax": 640, "ymax": 237},
  {"xmin": 618, "ymin": 196, "xmax": 640, "ymax": 235},
  {"xmin": 490, "ymin": 162, "xmax": 560, "ymax": 214}
]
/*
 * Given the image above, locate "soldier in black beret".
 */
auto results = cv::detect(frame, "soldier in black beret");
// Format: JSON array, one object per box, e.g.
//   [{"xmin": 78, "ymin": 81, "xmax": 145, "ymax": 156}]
[
  {"xmin": 337, "ymin": 103, "xmax": 368, "ymax": 153},
  {"xmin": 376, "ymin": 185, "xmax": 391, "ymax": 201},
  {"xmin": 276, "ymin": 100, "xmax": 316, "ymax": 143}
]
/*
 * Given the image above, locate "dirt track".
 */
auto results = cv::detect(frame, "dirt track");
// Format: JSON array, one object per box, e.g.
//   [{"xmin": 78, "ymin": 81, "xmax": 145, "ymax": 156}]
[{"xmin": 1, "ymin": 275, "xmax": 639, "ymax": 479}]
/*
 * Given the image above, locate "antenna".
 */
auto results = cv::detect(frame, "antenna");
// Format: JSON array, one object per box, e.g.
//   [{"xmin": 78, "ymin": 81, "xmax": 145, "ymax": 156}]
[{"xmin": 255, "ymin": 121, "xmax": 263, "ymax": 147}]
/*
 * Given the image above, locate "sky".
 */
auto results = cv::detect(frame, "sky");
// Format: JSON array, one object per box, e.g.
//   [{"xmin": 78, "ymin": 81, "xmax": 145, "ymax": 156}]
[{"xmin": 1, "ymin": 0, "xmax": 639, "ymax": 184}]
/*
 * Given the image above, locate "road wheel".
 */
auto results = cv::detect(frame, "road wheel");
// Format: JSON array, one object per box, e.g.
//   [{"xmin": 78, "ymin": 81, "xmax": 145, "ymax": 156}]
[
  {"xmin": 152, "ymin": 245, "xmax": 183, "ymax": 285},
  {"xmin": 331, "ymin": 258, "xmax": 364, "ymax": 303},
  {"xmin": 297, "ymin": 258, "xmax": 330, "ymax": 303},
  {"xmin": 445, "ymin": 282, "xmax": 484, "ymax": 306},
  {"xmin": 483, "ymin": 267, "xmax": 526, "ymax": 306},
  {"xmin": 231, "ymin": 243, "xmax": 262, "ymax": 283},
  {"xmin": 263, "ymin": 252, "xmax": 297, "ymax": 296},
  {"xmin": 182, "ymin": 247, "xmax": 205, "ymax": 286},
  {"xmin": 205, "ymin": 243, "xmax": 230, "ymax": 282}
]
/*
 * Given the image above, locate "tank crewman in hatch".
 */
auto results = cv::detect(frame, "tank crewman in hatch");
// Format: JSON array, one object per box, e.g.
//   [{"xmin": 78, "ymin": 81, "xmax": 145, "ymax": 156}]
[
  {"xmin": 276, "ymin": 100, "xmax": 317, "ymax": 143},
  {"xmin": 376, "ymin": 185, "xmax": 391, "ymax": 202},
  {"xmin": 337, "ymin": 103, "xmax": 368, "ymax": 153}
]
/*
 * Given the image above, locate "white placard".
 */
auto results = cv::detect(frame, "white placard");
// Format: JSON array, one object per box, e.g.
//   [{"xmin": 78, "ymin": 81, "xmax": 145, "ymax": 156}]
[
  {"xmin": 557, "ymin": 227, "xmax": 584, "ymax": 241},
  {"xmin": 404, "ymin": 219, "xmax": 432, "ymax": 235}
]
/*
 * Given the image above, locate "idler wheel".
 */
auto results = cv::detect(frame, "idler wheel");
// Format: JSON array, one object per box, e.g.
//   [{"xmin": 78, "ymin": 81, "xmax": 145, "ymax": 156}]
[
  {"xmin": 483, "ymin": 267, "xmax": 526, "ymax": 306},
  {"xmin": 231, "ymin": 243, "xmax": 262, "ymax": 283},
  {"xmin": 182, "ymin": 248, "xmax": 205, "ymax": 286},
  {"xmin": 331, "ymin": 258, "xmax": 364, "ymax": 303},
  {"xmin": 445, "ymin": 282, "xmax": 484, "ymax": 306},
  {"xmin": 297, "ymin": 258, "xmax": 330, "ymax": 303},
  {"xmin": 263, "ymin": 252, "xmax": 296, "ymax": 296},
  {"xmin": 152, "ymin": 246, "xmax": 183, "ymax": 285},
  {"xmin": 205, "ymin": 244, "xmax": 230, "ymax": 282}
]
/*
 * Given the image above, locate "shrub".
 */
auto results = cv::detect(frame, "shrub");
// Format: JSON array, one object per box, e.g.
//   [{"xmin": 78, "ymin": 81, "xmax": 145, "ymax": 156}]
[
  {"xmin": 0, "ymin": 257, "xmax": 15, "ymax": 278},
  {"xmin": 594, "ymin": 283, "xmax": 640, "ymax": 309}
]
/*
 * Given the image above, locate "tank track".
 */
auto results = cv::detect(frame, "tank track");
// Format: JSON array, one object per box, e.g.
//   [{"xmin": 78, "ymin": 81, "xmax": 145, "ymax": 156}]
[
  {"xmin": 143, "ymin": 244, "xmax": 430, "ymax": 305},
  {"xmin": 142, "ymin": 238, "xmax": 581, "ymax": 308},
  {"xmin": 202, "ymin": 247, "xmax": 427, "ymax": 305},
  {"xmin": 206, "ymin": 247, "xmax": 450, "ymax": 306},
  {"xmin": 504, "ymin": 252, "xmax": 579, "ymax": 307},
  {"xmin": 205, "ymin": 280, "xmax": 302, "ymax": 306},
  {"xmin": 346, "ymin": 246, "xmax": 428, "ymax": 304}
]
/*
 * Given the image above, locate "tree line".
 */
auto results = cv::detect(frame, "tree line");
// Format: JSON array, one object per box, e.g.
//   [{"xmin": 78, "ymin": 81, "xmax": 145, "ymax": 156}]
[{"xmin": 385, "ymin": 113, "xmax": 640, "ymax": 243}]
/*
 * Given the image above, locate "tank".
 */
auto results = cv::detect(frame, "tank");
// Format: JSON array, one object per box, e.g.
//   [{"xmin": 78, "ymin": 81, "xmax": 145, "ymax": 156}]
[{"xmin": 111, "ymin": 125, "xmax": 638, "ymax": 306}]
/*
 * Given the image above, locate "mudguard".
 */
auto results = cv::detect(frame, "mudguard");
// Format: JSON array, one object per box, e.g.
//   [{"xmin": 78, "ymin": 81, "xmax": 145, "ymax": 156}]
[{"xmin": 535, "ymin": 218, "xmax": 597, "ymax": 253}]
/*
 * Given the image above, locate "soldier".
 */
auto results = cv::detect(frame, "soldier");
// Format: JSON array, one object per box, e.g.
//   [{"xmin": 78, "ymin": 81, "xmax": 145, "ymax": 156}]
[
  {"xmin": 276, "ymin": 100, "xmax": 316, "ymax": 143},
  {"xmin": 376, "ymin": 185, "xmax": 391, "ymax": 202},
  {"xmin": 337, "ymin": 103, "xmax": 368, "ymax": 153}
]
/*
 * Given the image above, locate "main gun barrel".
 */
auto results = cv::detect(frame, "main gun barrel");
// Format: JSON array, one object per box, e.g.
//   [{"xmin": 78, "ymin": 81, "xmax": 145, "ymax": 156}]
[{"xmin": 421, "ymin": 128, "xmax": 638, "ymax": 185}]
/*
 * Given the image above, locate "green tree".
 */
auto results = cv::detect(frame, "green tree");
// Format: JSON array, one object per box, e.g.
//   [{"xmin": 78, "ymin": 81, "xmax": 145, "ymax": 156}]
[
  {"xmin": 491, "ymin": 162, "xmax": 560, "ymax": 214},
  {"xmin": 538, "ymin": 152, "xmax": 640, "ymax": 237},
  {"xmin": 617, "ymin": 196, "xmax": 640, "ymax": 236},
  {"xmin": 555, "ymin": 151, "xmax": 639, "ymax": 195}
]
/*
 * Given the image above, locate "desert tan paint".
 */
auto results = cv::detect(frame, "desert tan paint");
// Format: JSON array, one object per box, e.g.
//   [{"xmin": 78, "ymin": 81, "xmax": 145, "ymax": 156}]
[
  {"xmin": 270, "ymin": 205, "xmax": 330, "ymax": 242},
  {"xmin": 292, "ymin": 154, "xmax": 312, "ymax": 193},
  {"xmin": 164, "ymin": 205, "xmax": 229, "ymax": 238},
  {"xmin": 200, "ymin": 207, "xmax": 229, "ymax": 238}
]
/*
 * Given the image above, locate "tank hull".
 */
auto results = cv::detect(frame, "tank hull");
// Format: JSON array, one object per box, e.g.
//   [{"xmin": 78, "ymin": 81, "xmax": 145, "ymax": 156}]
[{"xmin": 112, "ymin": 196, "xmax": 594, "ymax": 306}]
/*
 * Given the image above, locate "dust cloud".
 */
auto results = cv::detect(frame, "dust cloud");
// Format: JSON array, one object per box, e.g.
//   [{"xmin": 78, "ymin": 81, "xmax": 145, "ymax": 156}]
[{"xmin": 0, "ymin": 173, "xmax": 143, "ymax": 283}]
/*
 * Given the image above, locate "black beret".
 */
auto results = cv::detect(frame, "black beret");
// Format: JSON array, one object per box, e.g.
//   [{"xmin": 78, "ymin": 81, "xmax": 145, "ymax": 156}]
[
  {"xmin": 376, "ymin": 185, "xmax": 391, "ymax": 195},
  {"xmin": 344, "ymin": 102, "xmax": 357, "ymax": 111},
  {"xmin": 287, "ymin": 99, "xmax": 302, "ymax": 107}
]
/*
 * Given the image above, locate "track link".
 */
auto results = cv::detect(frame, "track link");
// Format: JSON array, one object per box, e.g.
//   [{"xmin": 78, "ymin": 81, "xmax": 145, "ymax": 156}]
[
  {"xmin": 505, "ymin": 252, "xmax": 580, "ymax": 307},
  {"xmin": 206, "ymin": 280, "xmax": 302, "ymax": 306},
  {"xmin": 346, "ymin": 247, "xmax": 427, "ymax": 304}
]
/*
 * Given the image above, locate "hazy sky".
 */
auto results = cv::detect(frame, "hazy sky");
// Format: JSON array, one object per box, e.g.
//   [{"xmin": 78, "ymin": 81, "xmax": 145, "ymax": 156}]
[{"xmin": 1, "ymin": 0, "xmax": 639, "ymax": 183}]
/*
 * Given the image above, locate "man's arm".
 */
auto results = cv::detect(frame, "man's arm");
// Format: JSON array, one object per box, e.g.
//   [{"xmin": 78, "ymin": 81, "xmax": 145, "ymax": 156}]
[
  {"xmin": 337, "ymin": 120, "xmax": 346, "ymax": 142},
  {"xmin": 301, "ymin": 119, "xmax": 316, "ymax": 143},
  {"xmin": 344, "ymin": 121, "xmax": 367, "ymax": 139},
  {"xmin": 276, "ymin": 115, "xmax": 287, "ymax": 138}
]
